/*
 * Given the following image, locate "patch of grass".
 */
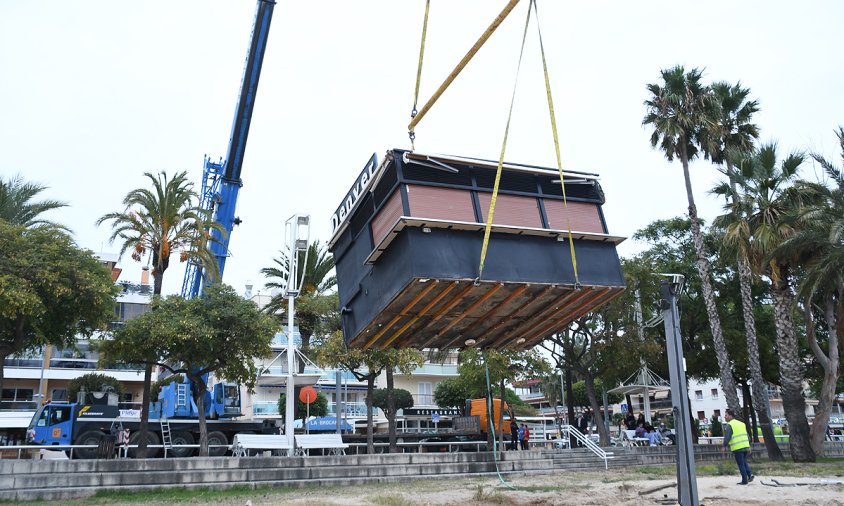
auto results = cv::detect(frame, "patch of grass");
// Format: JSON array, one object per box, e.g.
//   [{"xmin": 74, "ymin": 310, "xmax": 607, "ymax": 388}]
[
  {"xmin": 696, "ymin": 462, "xmax": 735, "ymax": 476},
  {"xmin": 472, "ymin": 485, "xmax": 514, "ymax": 505},
  {"xmin": 633, "ymin": 466, "xmax": 675, "ymax": 476},
  {"xmin": 370, "ymin": 493, "xmax": 418, "ymax": 506},
  {"xmin": 510, "ymin": 485, "xmax": 569, "ymax": 493}
]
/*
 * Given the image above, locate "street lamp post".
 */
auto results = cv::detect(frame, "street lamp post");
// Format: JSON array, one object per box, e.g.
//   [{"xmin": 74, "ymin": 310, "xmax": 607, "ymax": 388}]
[
  {"xmin": 660, "ymin": 276, "xmax": 699, "ymax": 506},
  {"xmin": 284, "ymin": 214, "xmax": 310, "ymax": 451}
]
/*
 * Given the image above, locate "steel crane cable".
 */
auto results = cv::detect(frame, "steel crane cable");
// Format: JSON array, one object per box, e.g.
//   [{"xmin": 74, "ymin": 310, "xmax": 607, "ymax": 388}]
[
  {"xmin": 409, "ymin": 0, "xmax": 431, "ymax": 151},
  {"xmin": 407, "ymin": 0, "xmax": 522, "ymax": 148},
  {"xmin": 479, "ymin": 0, "xmax": 580, "ymax": 288},
  {"xmin": 477, "ymin": 2, "xmax": 532, "ymax": 281},
  {"xmin": 532, "ymin": 0, "xmax": 580, "ymax": 288}
]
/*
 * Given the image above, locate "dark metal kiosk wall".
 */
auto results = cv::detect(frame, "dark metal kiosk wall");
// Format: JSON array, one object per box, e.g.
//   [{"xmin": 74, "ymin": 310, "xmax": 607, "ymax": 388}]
[{"xmin": 329, "ymin": 149, "xmax": 625, "ymax": 350}]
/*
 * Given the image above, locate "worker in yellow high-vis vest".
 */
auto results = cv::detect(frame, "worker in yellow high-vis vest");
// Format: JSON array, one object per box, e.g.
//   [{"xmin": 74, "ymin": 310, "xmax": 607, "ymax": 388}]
[{"xmin": 723, "ymin": 409, "xmax": 754, "ymax": 485}]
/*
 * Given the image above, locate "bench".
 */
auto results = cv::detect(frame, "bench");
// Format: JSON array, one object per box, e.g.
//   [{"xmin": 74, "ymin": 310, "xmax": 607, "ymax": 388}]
[
  {"xmin": 621, "ymin": 430, "xmax": 649, "ymax": 447},
  {"xmin": 231, "ymin": 434, "xmax": 292, "ymax": 457},
  {"xmin": 294, "ymin": 434, "xmax": 348, "ymax": 456},
  {"xmin": 39, "ymin": 448, "xmax": 69, "ymax": 460}
]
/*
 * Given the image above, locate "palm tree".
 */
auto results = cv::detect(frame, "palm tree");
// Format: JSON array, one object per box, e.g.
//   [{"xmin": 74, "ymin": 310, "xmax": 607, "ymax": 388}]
[
  {"xmin": 721, "ymin": 143, "xmax": 815, "ymax": 462},
  {"xmin": 643, "ymin": 66, "xmax": 742, "ymax": 416},
  {"xmin": 778, "ymin": 127, "xmax": 844, "ymax": 455},
  {"xmin": 97, "ymin": 170, "xmax": 222, "ymax": 457},
  {"xmin": 706, "ymin": 82, "xmax": 783, "ymax": 460},
  {"xmin": 0, "ymin": 174, "xmax": 67, "ymax": 228}
]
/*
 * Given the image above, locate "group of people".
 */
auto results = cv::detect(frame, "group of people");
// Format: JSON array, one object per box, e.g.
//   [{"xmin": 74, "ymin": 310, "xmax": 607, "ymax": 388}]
[
  {"xmin": 508, "ymin": 420, "xmax": 531, "ymax": 450},
  {"xmin": 623, "ymin": 412, "xmax": 673, "ymax": 446}
]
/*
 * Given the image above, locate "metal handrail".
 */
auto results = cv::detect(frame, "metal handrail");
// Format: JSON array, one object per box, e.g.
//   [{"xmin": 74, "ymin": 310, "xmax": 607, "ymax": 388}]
[
  {"xmin": 560, "ymin": 424, "xmax": 613, "ymax": 469},
  {"xmin": 2, "ymin": 439, "xmax": 563, "ymax": 460}
]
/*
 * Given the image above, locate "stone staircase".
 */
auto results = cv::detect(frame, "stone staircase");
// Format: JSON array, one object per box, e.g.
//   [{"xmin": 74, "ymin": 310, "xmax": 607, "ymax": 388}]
[{"xmin": 3, "ymin": 442, "xmax": 819, "ymax": 501}]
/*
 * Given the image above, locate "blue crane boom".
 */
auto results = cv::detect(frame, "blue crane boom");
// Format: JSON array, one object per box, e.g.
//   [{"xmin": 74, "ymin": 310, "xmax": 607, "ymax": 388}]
[{"xmin": 182, "ymin": 0, "xmax": 276, "ymax": 298}]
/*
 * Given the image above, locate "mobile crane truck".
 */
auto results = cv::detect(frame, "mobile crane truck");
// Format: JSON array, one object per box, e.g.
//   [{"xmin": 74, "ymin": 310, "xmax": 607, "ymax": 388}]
[
  {"xmin": 26, "ymin": 377, "xmax": 276, "ymax": 459},
  {"xmin": 25, "ymin": 0, "xmax": 279, "ymax": 460}
]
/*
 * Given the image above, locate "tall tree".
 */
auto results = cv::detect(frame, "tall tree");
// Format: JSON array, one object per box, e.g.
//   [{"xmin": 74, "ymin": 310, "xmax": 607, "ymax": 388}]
[
  {"xmin": 381, "ymin": 347, "xmax": 425, "ymax": 452},
  {"xmin": 723, "ymin": 143, "xmax": 814, "ymax": 461},
  {"xmin": 643, "ymin": 66, "xmax": 742, "ymax": 416},
  {"xmin": 706, "ymin": 82, "xmax": 782, "ymax": 460},
  {"xmin": 779, "ymin": 127, "xmax": 844, "ymax": 455},
  {"xmin": 0, "ymin": 174, "xmax": 67, "ymax": 229},
  {"xmin": 0, "ymin": 222, "xmax": 117, "ymax": 396},
  {"xmin": 540, "ymin": 294, "xmax": 645, "ymax": 447},
  {"xmin": 315, "ymin": 331, "xmax": 386, "ymax": 454},
  {"xmin": 97, "ymin": 170, "xmax": 223, "ymax": 457},
  {"xmin": 99, "ymin": 284, "xmax": 276, "ymax": 456},
  {"xmin": 457, "ymin": 348, "xmax": 550, "ymax": 449}
]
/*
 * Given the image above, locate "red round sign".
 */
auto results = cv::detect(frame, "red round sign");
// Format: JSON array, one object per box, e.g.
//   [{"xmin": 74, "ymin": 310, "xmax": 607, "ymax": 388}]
[{"xmin": 299, "ymin": 386, "xmax": 318, "ymax": 404}]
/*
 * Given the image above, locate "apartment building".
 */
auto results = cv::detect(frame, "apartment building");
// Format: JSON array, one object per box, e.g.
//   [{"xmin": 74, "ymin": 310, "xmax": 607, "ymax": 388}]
[{"xmin": 0, "ymin": 254, "xmax": 152, "ymax": 445}]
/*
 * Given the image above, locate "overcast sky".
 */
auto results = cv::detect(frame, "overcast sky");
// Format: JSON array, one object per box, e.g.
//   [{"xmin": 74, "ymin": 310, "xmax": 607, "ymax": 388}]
[{"xmin": 2, "ymin": 1, "xmax": 842, "ymax": 297}]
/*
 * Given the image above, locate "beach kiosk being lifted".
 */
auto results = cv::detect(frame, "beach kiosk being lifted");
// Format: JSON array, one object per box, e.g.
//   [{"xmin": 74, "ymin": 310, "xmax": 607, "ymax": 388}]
[{"xmin": 328, "ymin": 149, "xmax": 626, "ymax": 351}]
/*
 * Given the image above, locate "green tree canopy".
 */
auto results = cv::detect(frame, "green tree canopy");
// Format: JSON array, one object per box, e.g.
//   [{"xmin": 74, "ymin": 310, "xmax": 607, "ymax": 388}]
[
  {"xmin": 0, "ymin": 174, "xmax": 67, "ymax": 229},
  {"xmin": 278, "ymin": 391, "xmax": 329, "ymax": 422},
  {"xmin": 0, "ymin": 222, "xmax": 117, "ymax": 394},
  {"xmin": 98, "ymin": 284, "xmax": 277, "ymax": 455},
  {"xmin": 66, "ymin": 373, "xmax": 125, "ymax": 402},
  {"xmin": 371, "ymin": 388, "xmax": 414, "ymax": 419},
  {"xmin": 434, "ymin": 377, "xmax": 471, "ymax": 411}
]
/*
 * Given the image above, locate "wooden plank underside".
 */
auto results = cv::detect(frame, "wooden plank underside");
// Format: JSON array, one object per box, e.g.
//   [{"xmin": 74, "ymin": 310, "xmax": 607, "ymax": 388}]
[{"xmin": 350, "ymin": 278, "xmax": 625, "ymax": 350}]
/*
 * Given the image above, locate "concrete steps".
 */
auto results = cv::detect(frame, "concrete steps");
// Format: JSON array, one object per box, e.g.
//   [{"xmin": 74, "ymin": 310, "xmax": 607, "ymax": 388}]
[
  {"xmin": 2, "ymin": 443, "xmax": 781, "ymax": 501},
  {"xmin": 0, "ymin": 451, "xmax": 570, "ymax": 501}
]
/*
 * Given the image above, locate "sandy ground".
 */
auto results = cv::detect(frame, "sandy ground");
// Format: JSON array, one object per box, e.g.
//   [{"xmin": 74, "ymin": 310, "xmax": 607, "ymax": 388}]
[{"xmin": 196, "ymin": 471, "xmax": 844, "ymax": 506}]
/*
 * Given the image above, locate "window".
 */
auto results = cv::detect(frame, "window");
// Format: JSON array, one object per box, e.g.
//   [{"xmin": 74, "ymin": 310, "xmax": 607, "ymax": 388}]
[
  {"xmin": 49, "ymin": 406, "xmax": 71, "ymax": 426},
  {"xmin": 2, "ymin": 388, "xmax": 33, "ymax": 402},
  {"xmin": 697, "ymin": 411, "xmax": 705, "ymax": 421},
  {"xmin": 51, "ymin": 389, "xmax": 68, "ymax": 402},
  {"xmin": 418, "ymin": 382, "xmax": 433, "ymax": 406},
  {"xmin": 713, "ymin": 409, "xmax": 721, "ymax": 418},
  {"xmin": 711, "ymin": 388, "xmax": 719, "ymax": 400},
  {"xmin": 695, "ymin": 390, "xmax": 703, "ymax": 401}
]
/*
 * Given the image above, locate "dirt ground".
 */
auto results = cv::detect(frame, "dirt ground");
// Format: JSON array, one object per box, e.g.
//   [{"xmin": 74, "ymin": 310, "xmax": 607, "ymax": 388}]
[
  {"xmin": 43, "ymin": 461, "xmax": 844, "ymax": 506},
  {"xmin": 226, "ymin": 473, "xmax": 844, "ymax": 506}
]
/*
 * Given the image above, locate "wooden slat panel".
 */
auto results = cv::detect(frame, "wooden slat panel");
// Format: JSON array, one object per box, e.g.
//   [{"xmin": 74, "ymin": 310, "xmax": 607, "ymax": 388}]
[
  {"xmin": 477, "ymin": 193, "xmax": 542, "ymax": 228},
  {"xmin": 543, "ymin": 200, "xmax": 604, "ymax": 233},
  {"xmin": 406, "ymin": 185, "xmax": 476, "ymax": 222},
  {"xmin": 370, "ymin": 190, "xmax": 403, "ymax": 245}
]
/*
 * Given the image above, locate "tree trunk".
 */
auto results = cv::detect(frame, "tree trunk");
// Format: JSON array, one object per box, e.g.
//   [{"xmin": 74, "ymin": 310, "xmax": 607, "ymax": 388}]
[
  {"xmin": 138, "ymin": 271, "xmax": 165, "ymax": 459},
  {"xmin": 137, "ymin": 363, "xmax": 153, "ymax": 458},
  {"xmin": 742, "ymin": 381, "xmax": 759, "ymax": 441},
  {"xmin": 498, "ymin": 378, "xmax": 507, "ymax": 455},
  {"xmin": 0, "ymin": 354, "xmax": 5, "ymax": 404},
  {"xmin": 770, "ymin": 277, "xmax": 815, "ymax": 462},
  {"xmin": 194, "ymin": 378, "xmax": 208, "ymax": 457},
  {"xmin": 806, "ymin": 296, "xmax": 840, "ymax": 456},
  {"xmin": 686, "ymin": 202, "xmax": 742, "ymax": 414},
  {"xmin": 365, "ymin": 374, "xmax": 375, "ymax": 454},
  {"xmin": 386, "ymin": 366, "xmax": 397, "ymax": 453},
  {"xmin": 584, "ymin": 374, "xmax": 609, "ymax": 446},
  {"xmin": 736, "ymin": 253, "xmax": 784, "ymax": 459},
  {"xmin": 565, "ymin": 369, "xmax": 576, "ymax": 448}
]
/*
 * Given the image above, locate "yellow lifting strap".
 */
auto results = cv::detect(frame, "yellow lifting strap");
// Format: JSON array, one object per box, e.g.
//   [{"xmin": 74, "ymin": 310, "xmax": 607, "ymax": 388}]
[
  {"xmin": 408, "ymin": 0, "xmax": 522, "ymax": 146},
  {"xmin": 479, "ymin": 0, "xmax": 580, "ymax": 286},
  {"xmin": 478, "ymin": 2, "xmax": 532, "ymax": 280},
  {"xmin": 533, "ymin": 0, "xmax": 580, "ymax": 287},
  {"xmin": 409, "ymin": 0, "xmax": 431, "ymax": 151}
]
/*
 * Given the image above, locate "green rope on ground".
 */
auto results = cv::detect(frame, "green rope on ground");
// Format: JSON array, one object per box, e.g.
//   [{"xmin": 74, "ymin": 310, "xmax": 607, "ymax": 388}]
[{"xmin": 484, "ymin": 350, "xmax": 514, "ymax": 489}]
